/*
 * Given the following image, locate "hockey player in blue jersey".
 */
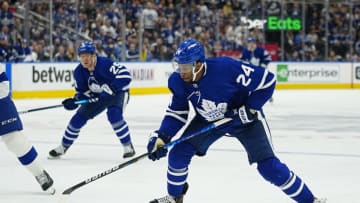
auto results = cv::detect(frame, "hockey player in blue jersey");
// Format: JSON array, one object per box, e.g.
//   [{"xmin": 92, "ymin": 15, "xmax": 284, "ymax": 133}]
[
  {"xmin": 240, "ymin": 37, "xmax": 274, "ymax": 102},
  {"xmin": 240, "ymin": 37, "xmax": 272, "ymax": 69},
  {"xmin": 0, "ymin": 68, "xmax": 55, "ymax": 194},
  {"xmin": 48, "ymin": 41, "xmax": 135, "ymax": 159},
  {"xmin": 147, "ymin": 39, "xmax": 326, "ymax": 203}
]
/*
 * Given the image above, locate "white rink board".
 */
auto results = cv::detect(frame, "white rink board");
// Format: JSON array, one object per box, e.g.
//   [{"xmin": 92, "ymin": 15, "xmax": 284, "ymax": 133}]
[
  {"xmin": 7, "ymin": 61, "xmax": 360, "ymax": 93},
  {"xmin": 10, "ymin": 62, "xmax": 173, "ymax": 91}
]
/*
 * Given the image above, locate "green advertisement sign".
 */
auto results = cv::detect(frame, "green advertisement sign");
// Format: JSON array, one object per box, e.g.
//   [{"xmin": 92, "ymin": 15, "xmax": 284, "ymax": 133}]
[
  {"xmin": 277, "ymin": 64, "xmax": 289, "ymax": 82},
  {"xmin": 267, "ymin": 16, "xmax": 301, "ymax": 31}
]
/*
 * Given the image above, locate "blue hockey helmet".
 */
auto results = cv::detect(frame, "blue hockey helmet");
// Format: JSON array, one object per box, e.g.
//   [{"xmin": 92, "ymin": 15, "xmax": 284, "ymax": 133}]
[
  {"xmin": 173, "ymin": 38, "xmax": 205, "ymax": 65},
  {"xmin": 247, "ymin": 37, "xmax": 257, "ymax": 43},
  {"xmin": 77, "ymin": 41, "xmax": 95, "ymax": 55}
]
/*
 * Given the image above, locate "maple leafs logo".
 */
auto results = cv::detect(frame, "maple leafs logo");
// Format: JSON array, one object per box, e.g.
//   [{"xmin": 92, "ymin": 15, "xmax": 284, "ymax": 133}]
[
  {"xmin": 88, "ymin": 76, "xmax": 102, "ymax": 93},
  {"xmin": 196, "ymin": 99, "xmax": 227, "ymax": 122}
]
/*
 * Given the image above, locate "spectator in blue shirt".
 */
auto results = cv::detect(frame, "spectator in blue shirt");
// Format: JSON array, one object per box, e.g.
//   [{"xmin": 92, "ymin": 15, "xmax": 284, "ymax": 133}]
[
  {"xmin": 13, "ymin": 39, "xmax": 31, "ymax": 62},
  {"xmin": 0, "ymin": 33, "xmax": 13, "ymax": 62}
]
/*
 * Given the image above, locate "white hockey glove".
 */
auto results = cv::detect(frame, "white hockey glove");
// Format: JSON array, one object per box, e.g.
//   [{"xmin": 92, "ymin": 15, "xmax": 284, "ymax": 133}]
[
  {"xmin": 226, "ymin": 105, "xmax": 258, "ymax": 125},
  {"xmin": 237, "ymin": 105, "xmax": 257, "ymax": 124}
]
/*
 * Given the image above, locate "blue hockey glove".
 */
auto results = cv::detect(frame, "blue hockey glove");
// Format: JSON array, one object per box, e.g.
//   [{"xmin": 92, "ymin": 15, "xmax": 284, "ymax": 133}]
[
  {"xmin": 226, "ymin": 105, "xmax": 258, "ymax": 125},
  {"xmin": 62, "ymin": 98, "xmax": 78, "ymax": 110},
  {"xmin": 147, "ymin": 131, "xmax": 168, "ymax": 161}
]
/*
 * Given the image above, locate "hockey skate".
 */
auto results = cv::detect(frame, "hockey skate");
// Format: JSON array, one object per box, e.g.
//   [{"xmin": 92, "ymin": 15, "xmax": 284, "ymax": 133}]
[
  {"xmin": 48, "ymin": 144, "xmax": 68, "ymax": 159},
  {"xmin": 123, "ymin": 142, "xmax": 135, "ymax": 158},
  {"xmin": 149, "ymin": 182, "xmax": 189, "ymax": 203},
  {"xmin": 313, "ymin": 198, "xmax": 327, "ymax": 203},
  {"xmin": 35, "ymin": 170, "xmax": 55, "ymax": 194}
]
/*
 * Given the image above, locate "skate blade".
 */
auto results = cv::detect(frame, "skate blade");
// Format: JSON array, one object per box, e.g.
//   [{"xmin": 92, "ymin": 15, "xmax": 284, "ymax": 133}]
[
  {"xmin": 47, "ymin": 155, "xmax": 62, "ymax": 160},
  {"xmin": 46, "ymin": 187, "xmax": 56, "ymax": 195}
]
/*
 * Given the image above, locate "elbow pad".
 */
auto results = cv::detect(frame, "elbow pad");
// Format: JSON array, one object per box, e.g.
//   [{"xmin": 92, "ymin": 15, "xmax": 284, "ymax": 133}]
[{"xmin": 0, "ymin": 81, "xmax": 10, "ymax": 99}]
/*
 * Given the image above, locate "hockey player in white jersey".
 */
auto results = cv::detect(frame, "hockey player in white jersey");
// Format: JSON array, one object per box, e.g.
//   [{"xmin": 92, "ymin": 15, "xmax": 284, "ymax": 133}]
[
  {"xmin": 0, "ymin": 68, "xmax": 55, "ymax": 194},
  {"xmin": 147, "ymin": 38, "xmax": 326, "ymax": 203},
  {"xmin": 48, "ymin": 41, "xmax": 135, "ymax": 159}
]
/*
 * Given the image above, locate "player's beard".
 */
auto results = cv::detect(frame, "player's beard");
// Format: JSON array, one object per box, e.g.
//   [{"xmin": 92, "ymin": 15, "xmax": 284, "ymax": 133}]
[{"xmin": 180, "ymin": 73, "xmax": 192, "ymax": 83}]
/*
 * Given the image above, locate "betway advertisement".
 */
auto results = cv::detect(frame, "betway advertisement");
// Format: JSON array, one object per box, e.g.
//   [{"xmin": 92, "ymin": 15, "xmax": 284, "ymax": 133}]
[
  {"xmin": 12, "ymin": 63, "xmax": 77, "ymax": 90},
  {"xmin": 276, "ymin": 63, "xmax": 340, "ymax": 82},
  {"xmin": 11, "ymin": 62, "xmax": 172, "ymax": 91}
]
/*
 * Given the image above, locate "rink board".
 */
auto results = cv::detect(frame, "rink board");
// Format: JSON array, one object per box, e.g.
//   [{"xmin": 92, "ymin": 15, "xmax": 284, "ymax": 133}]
[{"xmin": 1, "ymin": 61, "xmax": 359, "ymax": 99}]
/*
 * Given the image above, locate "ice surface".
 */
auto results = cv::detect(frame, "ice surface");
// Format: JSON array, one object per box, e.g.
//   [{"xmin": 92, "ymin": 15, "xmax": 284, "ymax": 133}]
[{"xmin": 1, "ymin": 89, "xmax": 359, "ymax": 203}]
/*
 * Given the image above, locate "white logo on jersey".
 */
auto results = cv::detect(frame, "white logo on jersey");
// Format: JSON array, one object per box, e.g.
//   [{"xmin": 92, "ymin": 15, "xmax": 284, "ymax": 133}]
[
  {"xmin": 250, "ymin": 57, "xmax": 260, "ymax": 66},
  {"xmin": 196, "ymin": 99, "xmax": 228, "ymax": 122},
  {"xmin": 1, "ymin": 117, "xmax": 17, "ymax": 126},
  {"xmin": 175, "ymin": 49, "xmax": 182, "ymax": 55},
  {"xmin": 88, "ymin": 76, "xmax": 102, "ymax": 93}
]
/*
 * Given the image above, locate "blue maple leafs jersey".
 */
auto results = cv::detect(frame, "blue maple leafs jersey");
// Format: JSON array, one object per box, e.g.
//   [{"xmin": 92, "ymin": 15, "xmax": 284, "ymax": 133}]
[
  {"xmin": 73, "ymin": 56, "xmax": 131, "ymax": 96},
  {"xmin": 158, "ymin": 56, "xmax": 276, "ymax": 138},
  {"xmin": 240, "ymin": 46, "xmax": 272, "ymax": 68}
]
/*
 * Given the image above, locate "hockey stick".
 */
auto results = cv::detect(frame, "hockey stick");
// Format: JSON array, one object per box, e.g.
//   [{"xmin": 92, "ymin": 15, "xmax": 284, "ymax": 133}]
[
  {"xmin": 18, "ymin": 99, "xmax": 90, "ymax": 114},
  {"xmin": 61, "ymin": 117, "xmax": 233, "ymax": 195}
]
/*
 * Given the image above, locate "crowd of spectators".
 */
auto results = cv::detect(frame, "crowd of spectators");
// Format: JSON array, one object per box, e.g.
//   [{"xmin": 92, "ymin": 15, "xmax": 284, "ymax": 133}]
[{"xmin": 0, "ymin": 0, "xmax": 360, "ymax": 62}]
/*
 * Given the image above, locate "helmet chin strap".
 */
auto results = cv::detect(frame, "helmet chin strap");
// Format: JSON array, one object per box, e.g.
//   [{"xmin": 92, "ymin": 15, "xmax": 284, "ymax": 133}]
[
  {"xmin": 91, "ymin": 54, "xmax": 97, "ymax": 71},
  {"xmin": 192, "ymin": 63, "xmax": 204, "ymax": 82}
]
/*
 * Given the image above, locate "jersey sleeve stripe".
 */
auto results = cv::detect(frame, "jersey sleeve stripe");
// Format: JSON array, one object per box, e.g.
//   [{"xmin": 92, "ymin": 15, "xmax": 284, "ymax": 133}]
[
  {"xmin": 165, "ymin": 112, "xmax": 187, "ymax": 123},
  {"xmin": 116, "ymin": 69, "xmax": 129, "ymax": 74},
  {"xmin": 261, "ymin": 75, "xmax": 276, "ymax": 89},
  {"xmin": 121, "ymin": 84, "xmax": 130, "ymax": 91},
  {"xmin": 166, "ymin": 107, "xmax": 189, "ymax": 115},
  {"xmin": 115, "ymin": 75, "xmax": 132, "ymax": 79},
  {"xmin": 254, "ymin": 69, "xmax": 268, "ymax": 91}
]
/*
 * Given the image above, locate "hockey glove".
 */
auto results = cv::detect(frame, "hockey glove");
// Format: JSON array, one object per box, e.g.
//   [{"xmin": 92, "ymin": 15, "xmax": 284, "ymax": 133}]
[
  {"xmin": 237, "ymin": 105, "xmax": 257, "ymax": 124},
  {"xmin": 147, "ymin": 131, "xmax": 169, "ymax": 161},
  {"xmin": 226, "ymin": 105, "xmax": 258, "ymax": 125},
  {"xmin": 62, "ymin": 98, "xmax": 78, "ymax": 110}
]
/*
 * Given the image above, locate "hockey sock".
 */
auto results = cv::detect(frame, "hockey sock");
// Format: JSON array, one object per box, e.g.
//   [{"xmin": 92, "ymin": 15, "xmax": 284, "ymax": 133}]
[
  {"xmin": 257, "ymin": 157, "xmax": 315, "ymax": 203},
  {"xmin": 167, "ymin": 142, "xmax": 195, "ymax": 197},
  {"xmin": 107, "ymin": 107, "xmax": 131, "ymax": 145},
  {"xmin": 2, "ymin": 131, "xmax": 43, "ymax": 176},
  {"xmin": 167, "ymin": 166, "xmax": 188, "ymax": 197},
  {"xmin": 62, "ymin": 112, "xmax": 87, "ymax": 147}
]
